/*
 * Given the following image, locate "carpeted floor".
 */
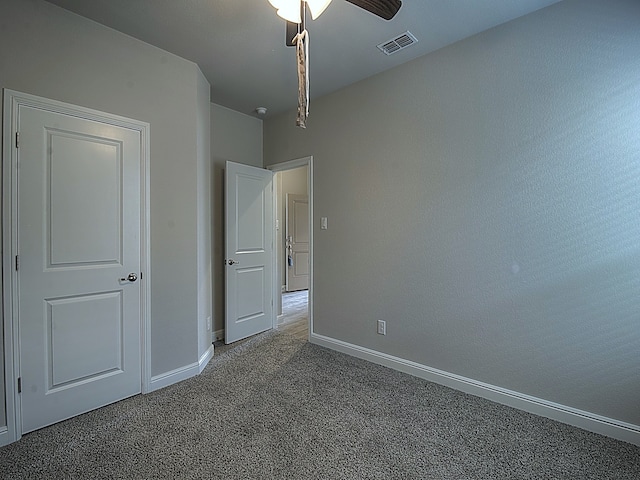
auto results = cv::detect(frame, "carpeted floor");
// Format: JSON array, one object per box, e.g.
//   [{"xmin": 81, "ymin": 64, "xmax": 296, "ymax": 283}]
[{"xmin": 1, "ymin": 328, "xmax": 639, "ymax": 479}]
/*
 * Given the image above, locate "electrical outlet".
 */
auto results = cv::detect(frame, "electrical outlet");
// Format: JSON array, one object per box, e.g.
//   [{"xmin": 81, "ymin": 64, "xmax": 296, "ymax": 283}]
[
  {"xmin": 207, "ymin": 316, "xmax": 212, "ymax": 331},
  {"xmin": 377, "ymin": 319, "xmax": 386, "ymax": 335}
]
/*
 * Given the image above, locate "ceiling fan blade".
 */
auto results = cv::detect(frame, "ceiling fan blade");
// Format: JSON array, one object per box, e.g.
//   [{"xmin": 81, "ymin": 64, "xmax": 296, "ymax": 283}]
[{"xmin": 344, "ymin": 0, "xmax": 402, "ymax": 20}]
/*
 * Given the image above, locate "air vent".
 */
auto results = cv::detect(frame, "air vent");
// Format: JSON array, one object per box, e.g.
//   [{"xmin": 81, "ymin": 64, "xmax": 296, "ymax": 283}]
[{"xmin": 377, "ymin": 31, "xmax": 418, "ymax": 55}]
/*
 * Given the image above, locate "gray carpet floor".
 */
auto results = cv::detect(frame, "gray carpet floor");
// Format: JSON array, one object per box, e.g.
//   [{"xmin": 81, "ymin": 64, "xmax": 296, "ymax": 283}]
[{"xmin": 1, "ymin": 328, "xmax": 639, "ymax": 479}]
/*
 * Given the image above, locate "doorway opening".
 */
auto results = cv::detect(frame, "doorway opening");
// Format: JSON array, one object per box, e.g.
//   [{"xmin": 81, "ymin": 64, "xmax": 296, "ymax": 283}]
[
  {"xmin": 280, "ymin": 290, "xmax": 309, "ymax": 339},
  {"xmin": 268, "ymin": 157, "xmax": 312, "ymax": 341}
]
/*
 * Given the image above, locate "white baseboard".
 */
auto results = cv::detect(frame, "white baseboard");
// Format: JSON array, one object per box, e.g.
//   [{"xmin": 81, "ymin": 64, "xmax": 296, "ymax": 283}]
[
  {"xmin": 0, "ymin": 426, "xmax": 8, "ymax": 447},
  {"xmin": 277, "ymin": 314, "xmax": 285, "ymax": 325},
  {"xmin": 213, "ymin": 328, "xmax": 225, "ymax": 342},
  {"xmin": 149, "ymin": 361, "xmax": 200, "ymax": 392},
  {"xmin": 149, "ymin": 343, "xmax": 215, "ymax": 392},
  {"xmin": 198, "ymin": 344, "xmax": 214, "ymax": 374},
  {"xmin": 310, "ymin": 333, "xmax": 640, "ymax": 446}
]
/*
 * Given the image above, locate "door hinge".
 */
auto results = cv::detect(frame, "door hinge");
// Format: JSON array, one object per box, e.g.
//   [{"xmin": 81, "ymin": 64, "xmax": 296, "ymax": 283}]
[
  {"xmin": 15, "ymin": 132, "xmax": 19, "ymax": 149},
  {"xmin": 17, "ymin": 377, "xmax": 22, "ymax": 393},
  {"xmin": 15, "ymin": 255, "xmax": 19, "ymax": 271}
]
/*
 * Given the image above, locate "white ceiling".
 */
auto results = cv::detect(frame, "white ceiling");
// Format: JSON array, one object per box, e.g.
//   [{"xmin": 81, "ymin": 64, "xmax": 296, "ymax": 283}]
[{"xmin": 44, "ymin": 0, "xmax": 562, "ymax": 118}]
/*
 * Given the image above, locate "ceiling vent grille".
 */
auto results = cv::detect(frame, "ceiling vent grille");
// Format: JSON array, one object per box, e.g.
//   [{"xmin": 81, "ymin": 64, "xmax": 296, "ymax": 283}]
[{"xmin": 377, "ymin": 31, "xmax": 418, "ymax": 55}]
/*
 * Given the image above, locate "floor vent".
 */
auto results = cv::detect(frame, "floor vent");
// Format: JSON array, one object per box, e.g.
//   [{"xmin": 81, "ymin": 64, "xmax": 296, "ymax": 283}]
[{"xmin": 377, "ymin": 31, "xmax": 418, "ymax": 55}]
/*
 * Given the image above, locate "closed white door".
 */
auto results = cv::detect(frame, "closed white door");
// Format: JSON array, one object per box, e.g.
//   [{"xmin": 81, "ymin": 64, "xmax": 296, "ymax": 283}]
[
  {"xmin": 18, "ymin": 104, "xmax": 142, "ymax": 433},
  {"xmin": 225, "ymin": 161, "xmax": 274, "ymax": 344},
  {"xmin": 286, "ymin": 194, "xmax": 309, "ymax": 292}
]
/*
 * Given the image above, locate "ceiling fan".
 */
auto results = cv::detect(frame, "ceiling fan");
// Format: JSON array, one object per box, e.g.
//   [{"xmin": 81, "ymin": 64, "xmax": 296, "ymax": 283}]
[
  {"xmin": 272, "ymin": 0, "xmax": 403, "ymax": 46},
  {"xmin": 269, "ymin": 0, "xmax": 402, "ymax": 22},
  {"xmin": 268, "ymin": 0, "xmax": 402, "ymax": 127}
]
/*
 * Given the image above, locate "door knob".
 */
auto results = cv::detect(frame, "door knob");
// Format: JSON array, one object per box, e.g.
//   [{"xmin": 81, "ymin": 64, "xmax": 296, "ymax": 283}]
[
  {"xmin": 227, "ymin": 259, "xmax": 239, "ymax": 265},
  {"xmin": 120, "ymin": 273, "xmax": 138, "ymax": 282}
]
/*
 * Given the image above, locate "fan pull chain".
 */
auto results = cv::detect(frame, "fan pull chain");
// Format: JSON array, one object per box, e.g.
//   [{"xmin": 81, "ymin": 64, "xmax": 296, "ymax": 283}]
[{"xmin": 295, "ymin": 28, "xmax": 309, "ymax": 128}]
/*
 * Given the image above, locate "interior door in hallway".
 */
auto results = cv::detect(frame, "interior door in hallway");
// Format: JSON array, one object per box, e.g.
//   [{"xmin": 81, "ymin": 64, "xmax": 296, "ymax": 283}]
[
  {"xmin": 17, "ymin": 103, "xmax": 142, "ymax": 433},
  {"xmin": 285, "ymin": 194, "xmax": 309, "ymax": 292},
  {"xmin": 225, "ymin": 161, "xmax": 274, "ymax": 344}
]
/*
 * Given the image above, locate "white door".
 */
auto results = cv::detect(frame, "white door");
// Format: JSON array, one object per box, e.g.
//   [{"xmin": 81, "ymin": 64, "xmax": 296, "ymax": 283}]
[
  {"xmin": 17, "ymin": 104, "xmax": 142, "ymax": 433},
  {"xmin": 225, "ymin": 161, "xmax": 274, "ymax": 344},
  {"xmin": 285, "ymin": 194, "xmax": 309, "ymax": 292}
]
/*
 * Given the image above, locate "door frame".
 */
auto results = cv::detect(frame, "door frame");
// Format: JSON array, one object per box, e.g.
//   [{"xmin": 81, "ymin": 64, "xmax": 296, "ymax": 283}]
[
  {"xmin": 267, "ymin": 156, "xmax": 313, "ymax": 340},
  {"xmin": 1, "ymin": 89, "xmax": 151, "ymax": 445}
]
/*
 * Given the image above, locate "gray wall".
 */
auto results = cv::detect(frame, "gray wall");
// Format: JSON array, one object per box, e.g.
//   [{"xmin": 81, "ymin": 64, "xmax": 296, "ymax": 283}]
[
  {"xmin": 1, "ymin": 0, "xmax": 210, "ymax": 427},
  {"xmin": 265, "ymin": 0, "xmax": 640, "ymax": 427},
  {"xmin": 211, "ymin": 104, "xmax": 263, "ymax": 337}
]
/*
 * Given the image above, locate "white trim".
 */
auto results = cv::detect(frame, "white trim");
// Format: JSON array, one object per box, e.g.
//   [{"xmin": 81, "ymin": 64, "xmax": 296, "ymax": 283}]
[
  {"xmin": 149, "ymin": 362, "xmax": 199, "ymax": 392},
  {"xmin": 277, "ymin": 314, "xmax": 285, "ymax": 325},
  {"xmin": 150, "ymin": 346, "xmax": 213, "ymax": 392},
  {"xmin": 213, "ymin": 328, "xmax": 225, "ymax": 342},
  {"xmin": 267, "ymin": 157, "xmax": 313, "ymax": 342},
  {"xmin": 0, "ymin": 426, "xmax": 8, "ymax": 447},
  {"xmin": 2, "ymin": 89, "xmax": 151, "ymax": 444},
  {"xmin": 3, "ymin": 89, "xmax": 24, "ymax": 444},
  {"xmin": 310, "ymin": 333, "xmax": 640, "ymax": 447},
  {"xmin": 268, "ymin": 157, "xmax": 312, "ymax": 171},
  {"xmin": 198, "ymin": 345, "xmax": 215, "ymax": 374},
  {"xmin": 140, "ymin": 114, "xmax": 152, "ymax": 395}
]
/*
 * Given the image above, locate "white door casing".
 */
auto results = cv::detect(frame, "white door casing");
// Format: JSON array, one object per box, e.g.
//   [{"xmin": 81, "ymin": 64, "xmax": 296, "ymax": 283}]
[
  {"xmin": 268, "ymin": 156, "xmax": 313, "ymax": 340},
  {"xmin": 285, "ymin": 194, "xmax": 309, "ymax": 292},
  {"xmin": 2, "ymin": 90, "xmax": 150, "ymax": 442},
  {"xmin": 225, "ymin": 161, "xmax": 274, "ymax": 344}
]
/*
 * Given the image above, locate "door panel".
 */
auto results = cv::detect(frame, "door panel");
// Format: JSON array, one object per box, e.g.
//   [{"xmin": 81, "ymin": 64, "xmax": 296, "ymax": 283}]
[
  {"xmin": 293, "ymin": 252, "xmax": 310, "ymax": 278},
  {"xmin": 18, "ymin": 105, "xmax": 141, "ymax": 433},
  {"xmin": 236, "ymin": 267, "xmax": 265, "ymax": 321},
  {"xmin": 236, "ymin": 174, "xmax": 266, "ymax": 252},
  {"xmin": 46, "ymin": 292, "xmax": 123, "ymax": 388},
  {"xmin": 286, "ymin": 194, "xmax": 309, "ymax": 291},
  {"xmin": 225, "ymin": 161, "xmax": 273, "ymax": 344},
  {"xmin": 48, "ymin": 132, "xmax": 122, "ymax": 266}
]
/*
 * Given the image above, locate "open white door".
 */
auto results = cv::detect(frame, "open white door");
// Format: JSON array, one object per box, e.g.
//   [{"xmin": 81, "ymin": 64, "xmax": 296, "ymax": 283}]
[
  {"xmin": 225, "ymin": 161, "xmax": 274, "ymax": 344},
  {"xmin": 285, "ymin": 194, "xmax": 309, "ymax": 292}
]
